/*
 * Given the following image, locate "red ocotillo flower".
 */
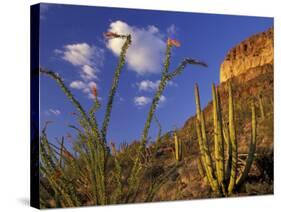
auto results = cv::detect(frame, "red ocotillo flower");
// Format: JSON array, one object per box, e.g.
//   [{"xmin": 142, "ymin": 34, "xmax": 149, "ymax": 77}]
[
  {"xmin": 62, "ymin": 149, "xmax": 74, "ymax": 161},
  {"xmin": 54, "ymin": 169, "xmax": 62, "ymax": 179},
  {"xmin": 104, "ymin": 31, "xmax": 121, "ymax": 39},
  {"xmin": 167, "ymin": 38, "xmax": 181, "ymax": 47},
  {"xmin": 92, "ymin": 84, "xmax": 98, "ymax": 99}
]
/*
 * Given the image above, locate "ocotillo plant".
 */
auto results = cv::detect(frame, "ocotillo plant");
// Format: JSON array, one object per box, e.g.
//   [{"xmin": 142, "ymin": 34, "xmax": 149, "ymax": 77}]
[
  {"xmin": 101, "ymin": 33, "xmax": 132, "ymax": 142},
  {"xmin": 126, "ymin": 38, "xmax": 207, "ymax": 201},
  {"xmin": 40, "ymin": 32, "xmax": 132, "ymax": 206},
  {"xmin": 194, "ymin": 82, "xmax": 257, "ymax": 196},
  {"xmin": 140, "ymin": 39, "xmax": 207, "ymax": 148}
]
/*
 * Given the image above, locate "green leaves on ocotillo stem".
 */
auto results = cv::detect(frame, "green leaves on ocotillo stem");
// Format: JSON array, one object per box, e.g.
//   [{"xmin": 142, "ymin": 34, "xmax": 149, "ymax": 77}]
[
  {"xmin": 112, "ymin": 157, "xmax": 123, "ymax": 204},
  {"xmin": 166, "ymin": 57, "xmax": 207, "ymax": 81},
  {"xmin": 140, "ymin": 43, "xmax": 172, "ymax": 147},
  {"xmin": 141, "ymin": 43, "xmax": 207, "ymax": 148},
  {"xmin": 101, "ymin": 35, "xmax": 132, "ymax": 143},
  {"xmin": 39, "ymin": 68, "xmax": 101, "ymax": 141}
]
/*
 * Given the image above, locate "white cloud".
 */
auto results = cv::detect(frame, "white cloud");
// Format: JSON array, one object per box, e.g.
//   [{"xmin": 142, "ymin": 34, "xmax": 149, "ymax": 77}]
[
  {"xmin": 167, "ymin": 24, "xmax": 178, "ymax": 35},
  {"xmin": 136, "ymin": 80, "xmax": 177, "ymax": 92},
  {"xmin": 134, "ymin": 96, "xmax": 151, "ymax": 106},
  {"xmin": 62, "ymin": 43, "xmax": 93, "ymax": 66},
  {"xmin": 48, "ymin": 109, "xmax": 61, "ymax": 116},
  {"xmin": 133, "ymin": 95, "xmax": 166, "ymax": 108},
  {"xmin": 56, "ymin": 43, "xmax": 104, "ymax": 81},
  {"xmin": 106, "ymin": 20, "xmax": 166, "ymax": 75},
  {"xmin": 69, "ymin": 80, "xmax": 98, "ymax": 100},
  {"xmin": 81, "ymin": 65, "xmax": 98, "ymax": 81},
  {"xmin": 137, "ymin": 80, "xmax": 160, "ymax": 92},
  {"xmin": 70, "ymin": 80, "xmax": 86, "ymax": 89},
  {"xmin": 159, "ymin": 95, "xmax": 166, "ymax": 103},
  {"xmin": 147, "ymin": 25, "xmax": 159, "ymax": 34}
]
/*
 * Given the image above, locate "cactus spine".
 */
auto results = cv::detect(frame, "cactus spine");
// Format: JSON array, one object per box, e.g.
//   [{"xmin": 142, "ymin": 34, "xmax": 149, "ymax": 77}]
[{"xmin": 195, "ymin": 82, "xmax": 257, "ymax": 196}]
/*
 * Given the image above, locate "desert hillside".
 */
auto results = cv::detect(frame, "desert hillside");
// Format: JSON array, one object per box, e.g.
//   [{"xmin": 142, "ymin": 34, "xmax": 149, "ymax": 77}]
[{"xmin": 135, "ymin": 28, "xmax": 274, "ymax": 201}]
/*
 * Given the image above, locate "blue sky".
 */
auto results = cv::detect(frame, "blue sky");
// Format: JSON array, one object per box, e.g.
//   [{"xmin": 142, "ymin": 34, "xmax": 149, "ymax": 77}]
[{"xmin": 39, "ymin": 3, "xmax": 273, "ymax": 147}]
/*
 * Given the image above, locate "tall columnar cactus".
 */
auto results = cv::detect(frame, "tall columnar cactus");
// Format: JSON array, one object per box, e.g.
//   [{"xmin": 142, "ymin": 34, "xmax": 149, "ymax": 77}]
[
  {"xmin": 212, "ymin": 84, "xmax": 225, "ymax": 187},
  {"xmin": 195, "ymin": 84, "xmax": 219, "ymax": 192},
  {"xmin": 174, "ymin": 132, "xmax": 182, "ymax": 162},
  {"xmin": 194, "ymin": 82, "xmax": 257, "ymax": 196}
]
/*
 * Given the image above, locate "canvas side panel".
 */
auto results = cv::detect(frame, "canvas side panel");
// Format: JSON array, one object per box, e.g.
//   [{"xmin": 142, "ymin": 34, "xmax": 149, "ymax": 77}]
[{"xmin": 30, "ymin": 4, "xmax": 40, "ymax": 209}]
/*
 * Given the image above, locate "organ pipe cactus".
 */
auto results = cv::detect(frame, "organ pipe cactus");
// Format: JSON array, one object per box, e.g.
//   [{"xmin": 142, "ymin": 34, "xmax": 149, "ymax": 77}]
[
  {"xmin": 212, "ymin": 84, "xmax": 225, "ymax": 187},
  {"xmin": 174, "ymin": 132, "xmax": 182, "ymax": 162},
  {"xmin": 194, "ymin": 82, "xmax": 257, "ymax": 196}
]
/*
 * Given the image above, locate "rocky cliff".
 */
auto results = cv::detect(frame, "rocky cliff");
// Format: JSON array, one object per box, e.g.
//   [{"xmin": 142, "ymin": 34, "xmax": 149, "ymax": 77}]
[
  {"xmin": 152, "ymin": 28, "xmax": 274, "ymax": 200},
  {"xmin": 220, "ymin": 28, "xmax": 273, "ymax": 83}
]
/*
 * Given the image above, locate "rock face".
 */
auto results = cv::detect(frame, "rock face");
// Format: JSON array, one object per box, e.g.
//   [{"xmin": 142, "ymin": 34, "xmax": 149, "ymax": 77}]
[{"xmin": 220, "ymin": 28, "xmax": 273, "ymax": 83}]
